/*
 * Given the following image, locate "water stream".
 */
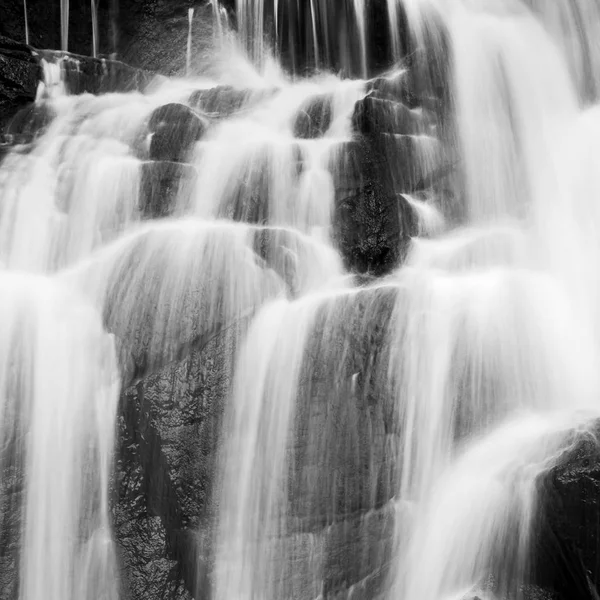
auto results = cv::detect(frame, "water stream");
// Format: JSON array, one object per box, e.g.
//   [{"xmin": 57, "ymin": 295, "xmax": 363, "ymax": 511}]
[{"xmin": 2, "ymin": 0, "xmax": 600, "ymax": 599}]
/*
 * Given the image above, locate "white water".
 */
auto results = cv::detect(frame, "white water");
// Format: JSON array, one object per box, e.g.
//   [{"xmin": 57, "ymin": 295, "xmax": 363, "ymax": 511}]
[
  {"xmin": 0, "ymin": 274, "xmax": 120, "ymax": 600},
  {"xmin": 2, "ymin": 0, "xmax": 600, "ymax": 598}
]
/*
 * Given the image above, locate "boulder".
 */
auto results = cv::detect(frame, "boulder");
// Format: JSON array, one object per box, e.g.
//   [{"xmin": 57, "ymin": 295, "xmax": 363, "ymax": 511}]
[
  {"xmin": 293, "ymin": 94, "xmax": 333, "ymax": 139},
  {"xmin": 330, "ymin": 138, "xmax": 418, "ymax": 275},
  {"xmin": 147, "ymin": 103, "xmax": 207, "ymax": 162}
]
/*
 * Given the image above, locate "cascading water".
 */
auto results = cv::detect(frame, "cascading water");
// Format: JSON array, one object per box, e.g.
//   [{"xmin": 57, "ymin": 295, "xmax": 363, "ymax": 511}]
[{"xmin": 2, "ymin": 0, "xmax": 600, "ymax": 599}]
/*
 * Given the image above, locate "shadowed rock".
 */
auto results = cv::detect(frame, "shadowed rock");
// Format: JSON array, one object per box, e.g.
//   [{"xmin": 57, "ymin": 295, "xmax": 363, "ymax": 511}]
[
  {"xmin": 330, "ymin": 139, "xmax": 418, "ymax": 275},
  {"xmin": 293, "ymin": 94, "xmax": 333, "ymax": 139},
  {"xmin": 147, "ymin": 103, "xmax": 208, "ymax": 162},
  {"xmin": 0, "ymin": 36, "xmax": 41, "ymax": 134},
  {"xmin": 352, "ymin": 94, "xmax": 433, "ymax": 137}
]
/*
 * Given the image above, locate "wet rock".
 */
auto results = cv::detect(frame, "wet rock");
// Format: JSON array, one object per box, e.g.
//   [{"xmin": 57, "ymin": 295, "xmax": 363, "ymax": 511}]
[
  {"xmin": 330, "ymin": 139, "xmax": 418, "ymax": 275},
  {"xmin": 188, "ymin": 86, "xmax": 275, "ymax": 118},
  {"xmin": 0, "ymin": 36, "xmax": 41, "ymax": 134},
  {"xmin": 140, "ymin": 160, "xmax": 198, "ymax": 218},
  {"xmin": 375, "ymin": 132, "xmax": 442, "ymax": 192},
  {"xmin": 147, "ymin": 103, "xmax": 207, "ymax": 162},
  {"xmin": 36, "ymin": 51, "xmax": 156, "ymax": 95},
  {"xmin": 352, "ymin": 93, "xmax": 432, "ymax": 137},
  {"xmin": 291, "ymin": 288, "xmax": 399, "ymax": 525},
  {"xmin": 4, "ymin": 101, "xmax": 55, "ymax": 142},
  {"xmin": 293, "ymin": 94, "xmax": 333, "ymax": 139},
  {"xmin": 535, "ymin": 426, "xmax": 600, "ymax": 599},
  {"xmin": 115, "ymin": 331, "xmax": 234, "ymax": 600},
  {"xmin": 367, "ymin": 69, "xmax": 416, "ymax": 106}
]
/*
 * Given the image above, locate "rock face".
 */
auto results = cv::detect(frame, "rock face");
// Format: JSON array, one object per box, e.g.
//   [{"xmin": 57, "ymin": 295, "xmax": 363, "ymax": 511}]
[
  {"xmin": 0, "ymin": 0, "xmax": 228, "ymax": 75},
  {"xmin": 115, "ymin": 332, "xmax": 234, "ymax": 600},
  {"xmin": 535, "ymin": 429, "xmax": 600, "ymax": 599},
  {"xmin": 0, "ymin": 36, "xmax": 40, "ymax": 134}
]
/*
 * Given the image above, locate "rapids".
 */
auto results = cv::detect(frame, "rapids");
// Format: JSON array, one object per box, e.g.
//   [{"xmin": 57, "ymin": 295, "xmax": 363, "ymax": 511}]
[{"xmin": 1, "ymin": 0, "xmax": 600, "ymax": 599}]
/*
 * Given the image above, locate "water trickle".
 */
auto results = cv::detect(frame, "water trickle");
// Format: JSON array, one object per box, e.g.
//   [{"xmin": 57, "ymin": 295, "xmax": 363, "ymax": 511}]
[
  {"xmin": 61, "ymin": 0, "xmax": 69, "ymax": 52},
  {"xmin": 187, "ymin": 8, "xmax": 194, "ymax": 76},
  {"xmin": 91, "ymin": 0, "xmax": 100, "ymax": 58},
  {"xmin": 23, "ymin": 0, "xmax": 29, "ymax": 45}
]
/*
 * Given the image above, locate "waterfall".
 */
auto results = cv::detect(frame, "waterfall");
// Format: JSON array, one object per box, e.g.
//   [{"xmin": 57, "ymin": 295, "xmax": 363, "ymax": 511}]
[
  {"xmin": 0, "ymin": 274, "xmax": 120, "ymax": 600},
  {"xmin": 3, "ymin": 0, "xmax": 600, "ymax": 598}
]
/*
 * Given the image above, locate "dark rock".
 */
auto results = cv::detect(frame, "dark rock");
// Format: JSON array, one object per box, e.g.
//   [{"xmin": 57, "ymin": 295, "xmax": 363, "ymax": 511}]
[
  {"xmin": 293, "ymin": 94, "xmax": 333, "ymax": 139},
  {"xmin": 0, "ymin": 36, "xmax": 41, "ymax": 134},
  {"xmin": 535, "ymin": 426, "xmax": 600, "ymax": 599},
  {"xmin": 330, "ymin": 139, "xmax": 418, "ymax": 276},
  {"xmin": 352, "ymin": 93, "xmax": 433, "ymax": 137},
  {"xmin": 36, "ymin": 51, "xmax": 156, "ymax": 95},
  {"xmin": 147, "ymin": 103, "xmax": 207, "ymax": 162},
  {"xmin": 115, "ymin": 330, "xmax": 234, "ymax": 600},
  {"xmin": 140, "ymin": 161, "xmax": 198, "ymax": 218}
]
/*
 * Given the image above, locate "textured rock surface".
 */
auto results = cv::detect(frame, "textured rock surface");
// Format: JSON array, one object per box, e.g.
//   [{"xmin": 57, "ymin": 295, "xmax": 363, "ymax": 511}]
[
  {"xmin": 535, "ymin": 427, "xmax": 600, "ymax": 599},
  {"xmin": 293, "ymin": 94, "xmax": 333, "ymax": 139},
  {"xmin": 115, "ymin": 331, "xmax": 234, "ymax": 600},
  {"xmin": 0, "ymin": 36, "xmax": 41, "ymax": 134}
]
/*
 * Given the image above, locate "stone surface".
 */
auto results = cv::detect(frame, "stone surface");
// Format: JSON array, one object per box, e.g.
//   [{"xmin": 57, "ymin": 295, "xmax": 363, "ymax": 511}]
[
  {"xmin": 140, "ymin": 160, "xmax": 198, "ymax": 218},
  {"xmin": 115, "ymin": 331, "xmax": 234, "ymax": 600},
  {"xmin": 352, "ymin": 94, "xmax": 432, "ymax": 137},
  {"xmin": 535, "ymin": 427, "xmax": 600, "ymax": 599},
  {"xmin": 331, "ymin": 138, "xmax": 418, "ymax": 276},
  {"xmin": 293, "ymin": 94, "xmax": 333, "ymax": 139},
  {"xmin": 0, "ymin": 35, "xmax": 41, "ymax": 134},
  {"xmin": 37, "ymin": 50, "xmax": 156, "ymax": 95},
  {"xmin": 147, "ymin": 103, "xmax": 207, "ymax": 162}
]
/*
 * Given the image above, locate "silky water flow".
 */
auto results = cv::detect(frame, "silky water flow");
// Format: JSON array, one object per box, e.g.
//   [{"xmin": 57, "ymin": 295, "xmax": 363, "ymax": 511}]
[{"xmin": 1, "ymin": 1, "xmax": 600, "ymax": 599}]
